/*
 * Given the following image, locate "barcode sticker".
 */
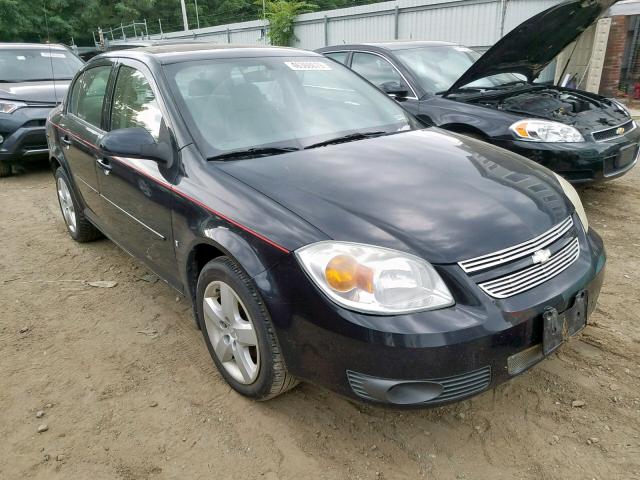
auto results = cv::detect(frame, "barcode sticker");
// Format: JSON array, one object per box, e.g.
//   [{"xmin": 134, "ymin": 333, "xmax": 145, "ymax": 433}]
[{"xmin": 284, "ymin": 61, "xmax": 331, "ymax": 71}]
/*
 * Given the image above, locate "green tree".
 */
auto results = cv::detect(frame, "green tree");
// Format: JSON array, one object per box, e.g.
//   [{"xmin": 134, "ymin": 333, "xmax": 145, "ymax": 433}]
[{"xmin": 258, "ymin": 0, "xmax": 316, "ymax": 46}]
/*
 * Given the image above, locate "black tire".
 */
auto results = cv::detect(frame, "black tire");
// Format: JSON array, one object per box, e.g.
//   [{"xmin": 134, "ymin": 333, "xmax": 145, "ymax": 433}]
[
  {"xmin": 54, "ymin": 166, "xmax": 102, "ymax": 242},
  {"xmin": 196, "ymin": 256, "xmax": 298, "ymax": 400},
  {"xmin": 0, "ymin": 163, "xmax": 12, "ymax": 178}
]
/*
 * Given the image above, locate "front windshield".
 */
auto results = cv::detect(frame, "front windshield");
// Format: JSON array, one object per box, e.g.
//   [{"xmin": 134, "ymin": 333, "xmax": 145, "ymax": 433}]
[
  {"xmin": 394, "ymin": 45, "xmax": 524, "ymax": 93},
  {"xmin": 0, "ymin": 48, "xmax": 83, "ymax": 82},
  {"xmin": 164, "ymin": 56, "xmax": 415, "ymax": 156}
]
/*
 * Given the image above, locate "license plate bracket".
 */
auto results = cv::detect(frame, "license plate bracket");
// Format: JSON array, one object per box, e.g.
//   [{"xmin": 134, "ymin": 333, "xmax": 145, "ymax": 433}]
[{"xmin": 542, "ymin": 290, "xmax": 588, "ymax": 356}]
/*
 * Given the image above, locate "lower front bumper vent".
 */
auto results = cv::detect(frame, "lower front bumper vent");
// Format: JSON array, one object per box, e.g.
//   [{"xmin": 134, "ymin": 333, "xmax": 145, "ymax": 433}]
[{"xmin": 346, "ymin": 366, "xmax": 491, "ymax": 405}]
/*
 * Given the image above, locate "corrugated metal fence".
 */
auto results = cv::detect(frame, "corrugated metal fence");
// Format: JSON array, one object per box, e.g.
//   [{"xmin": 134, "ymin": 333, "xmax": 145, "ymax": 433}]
[{"xmin": 113, "ymin": 0, "xmax": 564, "ymax": 51}]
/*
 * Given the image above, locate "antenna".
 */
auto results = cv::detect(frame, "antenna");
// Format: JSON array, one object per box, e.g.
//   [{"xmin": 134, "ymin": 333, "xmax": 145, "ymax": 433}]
[{"xmin": 43, "ymin": 0, "xmax": 59, "ymax": 104}]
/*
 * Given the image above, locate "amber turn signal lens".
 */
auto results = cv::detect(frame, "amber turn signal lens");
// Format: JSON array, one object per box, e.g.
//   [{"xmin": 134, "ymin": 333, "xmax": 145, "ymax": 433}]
[
  {"xmin": 514, "ymin": 123, "xmax": 529, "ymax": 138},
  {"xmin": 325, "ymin": 255, "xmax": 374, "ymax": 293}
]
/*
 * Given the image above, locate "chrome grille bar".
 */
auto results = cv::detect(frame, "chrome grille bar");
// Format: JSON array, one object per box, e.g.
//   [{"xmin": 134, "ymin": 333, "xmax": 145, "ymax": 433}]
[
  {"xmin": 479, "ymin": 238, "xmax": 580, "ymax": 299},
  {"xmin": 458, "ymin": 216, "xmax": 573, "ymax": 273}
]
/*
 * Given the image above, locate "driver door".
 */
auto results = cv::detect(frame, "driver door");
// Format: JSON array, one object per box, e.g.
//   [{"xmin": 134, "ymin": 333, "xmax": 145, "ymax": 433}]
[{"xmin": 96, "ymin": 59, "xmax": 178, "ymax": 285}]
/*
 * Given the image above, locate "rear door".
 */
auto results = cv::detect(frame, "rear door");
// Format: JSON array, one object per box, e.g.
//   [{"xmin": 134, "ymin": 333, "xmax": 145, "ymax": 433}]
[
  {"xmin": 96, "ymin": 59, "xmax": 178, "ymax": 285},
  {"xmin": 59, "ymin": 62, "xmax": 114, "ymax": 213}
]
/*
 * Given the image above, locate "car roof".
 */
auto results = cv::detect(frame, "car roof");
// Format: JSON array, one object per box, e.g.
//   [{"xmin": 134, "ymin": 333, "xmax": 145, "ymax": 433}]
[
  {"xmin": 99, "ymin": 43, "xmax": 320, "ymax": 65},
  {"xmin": 319, "ymin": 40, "xmax": 458, "ymax": 52},
  {"xmin": 0, "ymin": 42, "xmax": 69, "ymax": 50}
]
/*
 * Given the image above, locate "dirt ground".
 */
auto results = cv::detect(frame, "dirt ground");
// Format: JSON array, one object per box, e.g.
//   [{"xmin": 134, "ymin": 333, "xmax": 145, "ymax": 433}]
[{"xmin": 1, "ymin": 161, "xmax": 639, "ymax": 480}]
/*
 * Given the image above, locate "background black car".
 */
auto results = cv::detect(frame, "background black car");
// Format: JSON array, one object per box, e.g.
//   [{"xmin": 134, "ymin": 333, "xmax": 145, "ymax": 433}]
[
  {"xmin": 0, "ymin": 43, "xmax": 83, "ymax": 177},
  {"xmin": 317, "ymin": 0, "xmax": 638, "ymax": 184}
]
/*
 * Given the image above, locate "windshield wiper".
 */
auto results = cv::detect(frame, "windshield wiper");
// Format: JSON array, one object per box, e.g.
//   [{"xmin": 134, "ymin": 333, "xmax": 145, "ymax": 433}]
[
  {"xmin": 304, "ymin": 131, "xmax": 389, "ymax": 149},
  {"xmin": 207, "ymin": 146, "xmax": 299, "ymax": 161}
]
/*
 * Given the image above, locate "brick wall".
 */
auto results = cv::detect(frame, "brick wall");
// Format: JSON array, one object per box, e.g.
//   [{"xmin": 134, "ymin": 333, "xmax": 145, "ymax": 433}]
[{"xmin": 599, "ymin": 15, "xmax": 628, "ymax": 96}]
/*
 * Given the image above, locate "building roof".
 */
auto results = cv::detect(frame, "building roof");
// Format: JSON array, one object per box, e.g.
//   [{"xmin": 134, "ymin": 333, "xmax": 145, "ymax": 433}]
[{"xmin": 609, "ymin": 0, "xmax": 640, "ymax": 16}]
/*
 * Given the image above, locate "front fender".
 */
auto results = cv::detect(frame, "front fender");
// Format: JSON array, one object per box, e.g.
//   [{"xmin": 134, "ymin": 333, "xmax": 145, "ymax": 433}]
[{"xmin": 421, "ymin": 96, "xmax": 522, "ymax": 138}]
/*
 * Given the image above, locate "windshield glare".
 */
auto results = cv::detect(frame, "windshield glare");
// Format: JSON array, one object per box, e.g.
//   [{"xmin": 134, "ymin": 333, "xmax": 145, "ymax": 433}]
[
  {"xmin": 394, "ymin": 46, "xmax": 524, "ymax": 93},
  {"xmin": 164, "ymin": 56, "xmax": 414, "ymax": 155},
  {"xmin": 0, "ymin": 48, "xmax": 83, "ymax": 82}
]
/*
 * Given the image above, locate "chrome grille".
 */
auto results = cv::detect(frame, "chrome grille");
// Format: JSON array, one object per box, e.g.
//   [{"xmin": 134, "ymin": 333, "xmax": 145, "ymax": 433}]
[
  {"xmin": 478, "ymin": 238, "xmax": 580, "ymax": 299},
  {"xmin": 459, "ymin": 216, "xmax": 574, "ymax": 274},
  {"xmin": 592, "ymin": 119, "xmax": 636, "ymax": 142}
]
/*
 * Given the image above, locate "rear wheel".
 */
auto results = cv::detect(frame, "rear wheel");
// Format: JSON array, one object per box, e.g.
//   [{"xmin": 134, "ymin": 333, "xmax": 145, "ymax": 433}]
[
  {"xmin": 55, "ymin": 167, "xmax": 102, "ymax": 242},
  {"xmin": 196, "ymin": 257, "xmax": 298, "ymax": 400},
  {"xmin": 0, "ymin": 163, "xmax": 12, "ymax": 178}
]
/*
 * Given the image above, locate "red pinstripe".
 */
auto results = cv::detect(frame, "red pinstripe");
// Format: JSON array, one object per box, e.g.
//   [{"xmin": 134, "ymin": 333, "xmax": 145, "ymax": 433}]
[{"xmin": 50, "ymin": 122, "xmax": 290, "ymax": 254}]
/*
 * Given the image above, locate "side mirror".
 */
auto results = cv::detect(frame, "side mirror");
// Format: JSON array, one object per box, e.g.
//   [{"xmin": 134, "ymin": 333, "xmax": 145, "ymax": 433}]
[
  {"xmin": 99, "ymin": 127, "xmax": 172, "ymax": 165},
  {"xmin": 380, "ymin": 81, "xmax": 409, "ymax": 98}
]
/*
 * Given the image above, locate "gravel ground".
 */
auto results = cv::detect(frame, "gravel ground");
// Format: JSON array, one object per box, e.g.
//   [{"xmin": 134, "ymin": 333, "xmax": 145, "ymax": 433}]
[{"xmin": 1, "ymin": 161, "xmax": 639, "ymax": 480}]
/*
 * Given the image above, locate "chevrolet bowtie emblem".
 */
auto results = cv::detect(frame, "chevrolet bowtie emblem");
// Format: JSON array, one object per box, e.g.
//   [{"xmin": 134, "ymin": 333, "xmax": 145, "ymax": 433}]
[
  {"xmin": 532, "ymin": 248, "xmax": 552, "ymax": 264},
  {"xmin": 616, "ymin": 127, "xmax": 625, "ymax": 135}
]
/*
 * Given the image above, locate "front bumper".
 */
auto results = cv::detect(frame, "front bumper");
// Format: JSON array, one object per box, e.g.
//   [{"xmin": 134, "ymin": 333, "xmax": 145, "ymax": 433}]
[
  {"xmin": 256, "ymin": 227, "xmax": 606, "ymax": 407},
  {"xmin": 0, "ymin": 108, "xmax": 53, "ymax": 163},
  {"xmin": 494, "ymin": 127, "xmax": 640, "ymax": 183}
]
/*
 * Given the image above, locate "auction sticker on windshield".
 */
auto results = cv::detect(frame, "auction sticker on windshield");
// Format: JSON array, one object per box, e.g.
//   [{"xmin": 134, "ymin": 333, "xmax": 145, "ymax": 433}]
[{"xmin": 285, "ymin": 61, "xmax": 332, "ymax": 71}]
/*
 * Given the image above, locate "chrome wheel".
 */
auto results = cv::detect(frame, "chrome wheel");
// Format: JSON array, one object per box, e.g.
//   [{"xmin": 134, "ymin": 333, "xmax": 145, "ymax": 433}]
[
  {"xmin": 203, "ymin": 280, "xmax": 260, "ymax": 384},
  {"xmin": 57, "ymin": 176, "xmax": 77, "ymax": 234}
]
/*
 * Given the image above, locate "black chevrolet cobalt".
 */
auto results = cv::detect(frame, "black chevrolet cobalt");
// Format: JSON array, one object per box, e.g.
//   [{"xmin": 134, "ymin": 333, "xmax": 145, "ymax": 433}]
[{"xmin": 47, "ymin": 44, "xmax": 606, "ymax": 406}]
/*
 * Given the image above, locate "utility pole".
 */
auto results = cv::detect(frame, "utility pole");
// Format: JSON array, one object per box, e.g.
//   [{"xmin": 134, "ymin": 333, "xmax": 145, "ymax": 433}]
[
  {"xmin": 181, "ymin": 0, "xmax": 189, "ymax": 31},
  {"xmin": 262, "ymin": 0, "xmax": 267, "ymax": 44},
  {"xmin": 194, "ymin": 0, "xmax": 200, "ymax": 29}
]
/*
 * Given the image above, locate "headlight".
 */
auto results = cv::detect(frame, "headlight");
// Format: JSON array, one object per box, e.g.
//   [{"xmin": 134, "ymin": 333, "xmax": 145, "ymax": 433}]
[
  {"xmin": 510, "ymin": 119, "xmax": 584, "ymax": 142},
  {"xmin": 554, "ymin": 173, "xmax": 588, "ymax": 231},
  {"xmin": 0, "ymin": 99, "xmax": 26, "ymax": 114},
  {"xmin": 295, "ymin": 242, "xmax": 454, "ymax": 315}
]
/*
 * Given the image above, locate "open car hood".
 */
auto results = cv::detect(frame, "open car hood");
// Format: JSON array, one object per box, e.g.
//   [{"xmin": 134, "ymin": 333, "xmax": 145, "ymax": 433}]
[{"xmin": 447, "ymin": 0, "xmax": 617, "ymax": 93}]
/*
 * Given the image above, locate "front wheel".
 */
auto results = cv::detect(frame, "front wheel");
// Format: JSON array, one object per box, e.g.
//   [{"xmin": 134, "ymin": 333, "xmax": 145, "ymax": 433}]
[{"xmin": 196, "ymin": 257, "xmax": 298, "ymax": 400}]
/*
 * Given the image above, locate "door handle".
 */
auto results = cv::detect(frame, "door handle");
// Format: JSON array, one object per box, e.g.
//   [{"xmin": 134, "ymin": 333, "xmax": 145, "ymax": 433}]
[
  {"xmin": 96, "ymin": 157, "xmax": 112, "ymax": 175},
  {"xmin": 60, "ymin": 135, "xmax": 72, "ymax": 148}
]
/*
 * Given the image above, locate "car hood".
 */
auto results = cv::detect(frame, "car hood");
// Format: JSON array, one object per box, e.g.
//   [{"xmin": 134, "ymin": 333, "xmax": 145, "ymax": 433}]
[
  {"xmin": 447, "ymin": 0, "xmax": 616, "ymax": 93},
  {"xmin": 217, "ymin": 130, "xmax": 572, "ymax": 264},
  {"xmin": 0, "ymin": 80, "xmax": 70, "ymax": 104}
]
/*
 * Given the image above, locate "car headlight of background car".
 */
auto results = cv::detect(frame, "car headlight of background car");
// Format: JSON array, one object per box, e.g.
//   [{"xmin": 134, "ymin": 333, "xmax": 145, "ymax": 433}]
[
  {"xmin": 510, "ymin": 119, "xmax": 584, "ymax": 142},
  {"xmin": 554, "ymin": 173, "xmax": 589, "ymax": 231},
  {"xmin": 296, "ymin": 242, "xmax": 454, "ymax": 314},
  {"xmin": 0, "ymin": 99, "xmax": 27, "ymax": 114}
]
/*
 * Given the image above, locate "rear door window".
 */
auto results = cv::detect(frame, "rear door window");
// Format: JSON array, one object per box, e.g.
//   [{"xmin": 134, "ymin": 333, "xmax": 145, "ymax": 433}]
[
  {"xmin": 351, "ymin": 52, "xmax": 403, "ymax": 89},
  {"xmin": 325, "ymin": 52, "xmax": 348, "ymax": 65},
  {"xmin": 69, "ymin": 66, "xmax": 111, "ymax": 128}
]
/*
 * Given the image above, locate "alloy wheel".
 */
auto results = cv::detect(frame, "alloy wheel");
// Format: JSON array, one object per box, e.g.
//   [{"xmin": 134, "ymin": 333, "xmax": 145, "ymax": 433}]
[
  {"xmin": 57, "ymin": 176, "xmax": 77, "ymax": 234},
  {"xmin": 203, "ymin": 280, "xmax": 260, "ymax": 384}
]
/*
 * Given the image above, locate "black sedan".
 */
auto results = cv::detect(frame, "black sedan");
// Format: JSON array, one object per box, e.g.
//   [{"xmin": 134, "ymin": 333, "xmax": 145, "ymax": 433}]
[
  {"xmin": 47, "ymin": 44, "xmax": 605, "ymax": 406},
  {"xmin": 317, "ymin": 0, "xmax": 638, "ymax": 184}
]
